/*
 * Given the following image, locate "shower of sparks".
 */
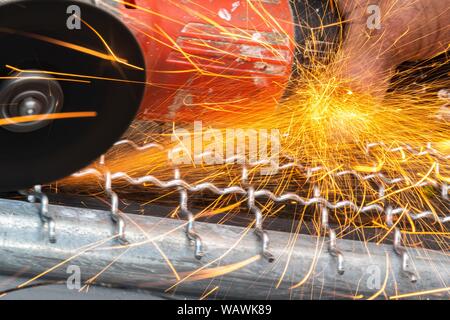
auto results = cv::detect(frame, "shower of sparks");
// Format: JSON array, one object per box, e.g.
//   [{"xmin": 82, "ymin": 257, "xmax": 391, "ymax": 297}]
[
  {"xmin": 0, "ymin": 111, "xmax": 97, "ymax": 126},
  {"xmin": 3, "ymin": 0, "xmax": 448, "ymax": 299}
]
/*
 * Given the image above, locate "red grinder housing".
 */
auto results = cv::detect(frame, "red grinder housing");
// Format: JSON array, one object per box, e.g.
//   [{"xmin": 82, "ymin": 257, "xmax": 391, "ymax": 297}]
[{"xmin": 119, "ymin": 0, "xmax": 341, "ymax": 122}]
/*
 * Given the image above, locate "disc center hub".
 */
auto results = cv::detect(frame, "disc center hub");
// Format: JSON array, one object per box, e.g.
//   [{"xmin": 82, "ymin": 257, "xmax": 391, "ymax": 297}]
[{"xmin": 0, "ymin": 72, "xmax": 63, "ymax": 132}]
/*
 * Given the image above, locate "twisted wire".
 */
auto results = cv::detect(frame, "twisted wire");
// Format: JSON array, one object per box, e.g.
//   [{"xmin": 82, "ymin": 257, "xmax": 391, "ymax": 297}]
[
  {"xmin": 70, "ymin": 140, "xmax": 449, "ymax": 270},
  {"xmin": 19, "ymin": 185, "xmax": 56, "ymax": 243}
]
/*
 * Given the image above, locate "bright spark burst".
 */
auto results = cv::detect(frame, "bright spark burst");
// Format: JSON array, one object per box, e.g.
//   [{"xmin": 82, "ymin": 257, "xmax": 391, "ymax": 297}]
[{"xmin": 13, "ymin": 0, "xmax": 448, "ymax": 299}]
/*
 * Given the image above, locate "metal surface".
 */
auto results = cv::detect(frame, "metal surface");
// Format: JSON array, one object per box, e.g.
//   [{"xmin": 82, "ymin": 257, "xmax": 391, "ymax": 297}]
[
  {"xmin": 71, "ymin": 138, "xmax": 450, "ymax": 280},
  {"xmin": 0, "ymin": 198, "xmax": 448, "ymax": 299},
  {"xmin": 0, "ymin": 275, "xmax": 170, "ymax": 300}
]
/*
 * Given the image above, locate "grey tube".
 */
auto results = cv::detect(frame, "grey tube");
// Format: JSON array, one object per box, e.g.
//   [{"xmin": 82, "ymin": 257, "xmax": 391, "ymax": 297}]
[{"xmin": 0, "ymin": 198, "xmax": 448, "ymax": 299}]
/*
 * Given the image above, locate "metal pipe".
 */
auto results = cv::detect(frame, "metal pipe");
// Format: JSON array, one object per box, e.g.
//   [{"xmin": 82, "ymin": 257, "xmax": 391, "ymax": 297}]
[{"xmin": 0, "ymin": 198, "xmax": 448, "ymax": 299}]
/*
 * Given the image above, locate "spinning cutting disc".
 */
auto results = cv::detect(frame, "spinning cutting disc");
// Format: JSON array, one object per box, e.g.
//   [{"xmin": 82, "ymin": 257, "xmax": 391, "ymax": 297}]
[{"xmin": 0, "ymin": 0, "xmax": 146, "ymax": 191}]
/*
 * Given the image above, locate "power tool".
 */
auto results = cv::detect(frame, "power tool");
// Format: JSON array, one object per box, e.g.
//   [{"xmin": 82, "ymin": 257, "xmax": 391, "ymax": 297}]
[
  {"xmin": 0, "ymin": 0, "xmax": 340, "ymax": 190},
  {"xmin": 120, "ymin": 0, "xmax": 341, "ymax": 121}
]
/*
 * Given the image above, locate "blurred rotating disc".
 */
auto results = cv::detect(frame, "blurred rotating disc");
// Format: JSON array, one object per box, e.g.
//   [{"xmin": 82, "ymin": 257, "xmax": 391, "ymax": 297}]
[{"xmin": 0, "ymin": 0, "xmax": 146, "ymax": 191}]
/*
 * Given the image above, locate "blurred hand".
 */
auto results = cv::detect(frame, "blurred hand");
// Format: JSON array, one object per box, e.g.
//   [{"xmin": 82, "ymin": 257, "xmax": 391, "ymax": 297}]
[{"xmin": 336, "ymin": 0, "xmax": 449, "ymax": 96}]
